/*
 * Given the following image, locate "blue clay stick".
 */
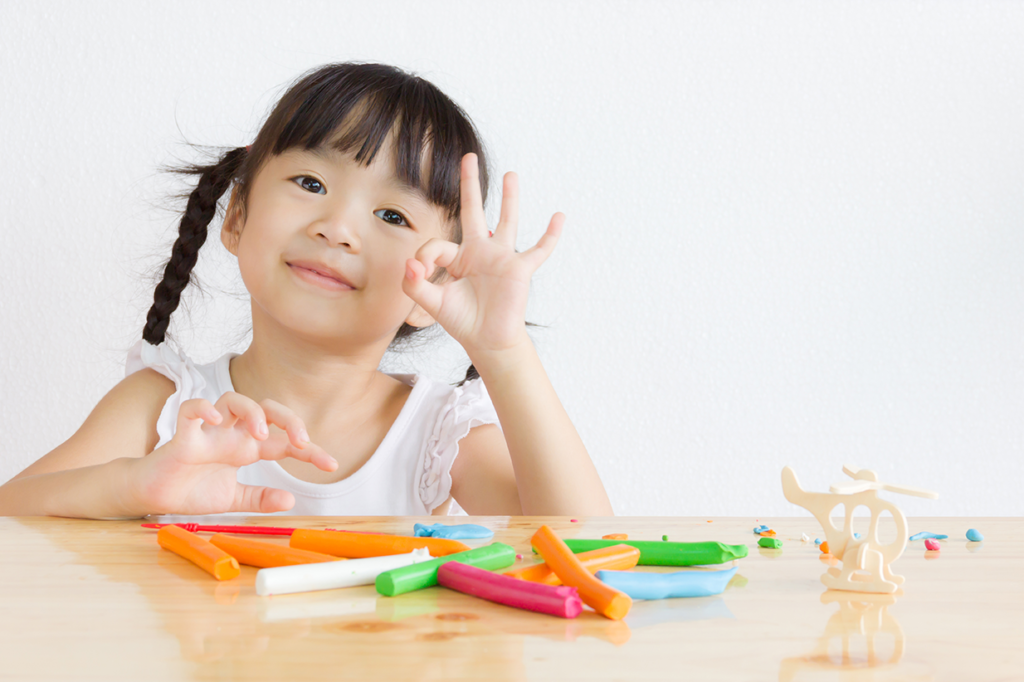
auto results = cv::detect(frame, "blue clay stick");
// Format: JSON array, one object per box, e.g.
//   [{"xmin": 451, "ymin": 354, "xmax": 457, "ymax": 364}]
[
  {"xmin": 596, "ymin": 566, "xmax": 738, "ymax": 600},
  {"xmin": 909, "ymin": 531, "xmax": 948, "ymax": 541},
  {"xmin": 966, "ymin": 528, "xmax": 984, "ymax": 542},
  {"xmin": 413, "ymin": 523, "xmax": 494, "ymax": 540}
]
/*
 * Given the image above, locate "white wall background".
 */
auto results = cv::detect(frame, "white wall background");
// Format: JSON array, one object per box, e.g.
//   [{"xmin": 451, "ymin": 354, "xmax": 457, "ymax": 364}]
[{"xmin": 1, "ymin": 1, "xmax": 1021, "ymax": 517}]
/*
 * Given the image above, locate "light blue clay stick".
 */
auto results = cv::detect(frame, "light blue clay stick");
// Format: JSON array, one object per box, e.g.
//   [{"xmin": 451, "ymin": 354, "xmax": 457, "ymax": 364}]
[
  {"xmin": 966, "ymin": 529, "xmax": 984, "ymax": 542},
  {"xmin": 909, "ymin": 532, "xmax": 948, "ymax": 541},
  {"xmin": 413, "ymin": 523, "xmax": 494, "ymax": 540},
  {"xmin": 596, "ymin": 566, "xmax": 738, "ymax": 600}
]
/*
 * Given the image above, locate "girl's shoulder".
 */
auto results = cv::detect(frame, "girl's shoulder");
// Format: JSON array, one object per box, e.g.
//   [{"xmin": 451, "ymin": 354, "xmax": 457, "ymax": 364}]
[
  {"xmin": 126, "ymin": 339, "xmax": 233, "ymax": 400},
  {"xmin": 407, "ymin": 372, "xmax": 501, "ymax": 514},
  {"xmin": 125, "ymin": 339, "xmax": 235, "ymax": 450}
]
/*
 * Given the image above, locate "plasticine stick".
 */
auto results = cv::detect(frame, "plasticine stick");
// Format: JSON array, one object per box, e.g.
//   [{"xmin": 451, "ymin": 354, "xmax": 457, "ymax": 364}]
[
  {"xmin": 376, "ymin": 543, "xmax": 516, "ymax": 596},
  {"xmin": 504, "ymin": 544, "xmax": 640, "ymax": 586},
  {"xmin": 256, "ymin": 548, "xmax": 433, "ymax": 596},
  {"xmin": 531, "ymin": 525, "xmax": 632, "ymax": 620},
  {"xmin": 157, "ymin": 525, "xmax": 240, "ymax": 581},
  {"xmin": 291, "ymin": 528, "xmax": 470, "ymax": 559},
  {"xmin": 438, "ymin": 561, "xmax": 583, "ymax": 619},
  {"xmin": 596, "ymin": 566, "xmax": 738, "ymax": 600},
  {"xmin": 533, "ymin": 539, "xmax": 748, "ymax": 566},
  {"xmin": 209, "ymin": 534, "xmax": 343, "ymax": 568}
]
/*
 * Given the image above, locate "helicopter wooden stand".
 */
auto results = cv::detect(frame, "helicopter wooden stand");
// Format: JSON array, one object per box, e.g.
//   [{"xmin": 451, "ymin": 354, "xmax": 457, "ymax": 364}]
[{"xmin": 781, "ymin": 465, "xmax": 938, "ymax": 594}]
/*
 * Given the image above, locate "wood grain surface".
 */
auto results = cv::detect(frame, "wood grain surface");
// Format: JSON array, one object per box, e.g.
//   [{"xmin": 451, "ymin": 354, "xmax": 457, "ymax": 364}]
[{"xmin": 0, "ymin": 516, "xmax": 1019, "ymax": 681}]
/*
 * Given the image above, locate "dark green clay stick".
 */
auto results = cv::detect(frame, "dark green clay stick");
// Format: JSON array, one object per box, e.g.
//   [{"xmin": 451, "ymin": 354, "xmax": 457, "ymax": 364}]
[
  {"xmin": 376, "ymin": 542, "xmax": 516, "ymax": 596},
  {"xmin": 532, "ymin": 540, "xmax": 748, "ymax": 566}
]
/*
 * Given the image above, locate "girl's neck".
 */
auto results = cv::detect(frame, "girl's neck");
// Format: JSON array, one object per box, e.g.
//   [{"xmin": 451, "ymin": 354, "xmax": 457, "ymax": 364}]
[{"xmin": 227, "ymin": 334, "xmax": 399, "ymax": 436}]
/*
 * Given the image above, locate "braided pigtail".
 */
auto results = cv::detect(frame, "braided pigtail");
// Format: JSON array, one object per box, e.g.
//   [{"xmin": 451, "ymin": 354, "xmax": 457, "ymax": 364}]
[{"xmin": 142, "ymin": 147, "xmax": 249, "ymax": 345}]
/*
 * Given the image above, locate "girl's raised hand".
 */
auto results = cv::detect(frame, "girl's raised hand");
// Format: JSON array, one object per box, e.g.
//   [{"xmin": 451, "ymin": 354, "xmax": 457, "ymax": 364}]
[
  {"xmin": 402, "ymin": 153, "xmax": 563, "ymax": 357},
  {"xmin": 127, "ymin": 392, "xmax": 337, "ymax": 516}
]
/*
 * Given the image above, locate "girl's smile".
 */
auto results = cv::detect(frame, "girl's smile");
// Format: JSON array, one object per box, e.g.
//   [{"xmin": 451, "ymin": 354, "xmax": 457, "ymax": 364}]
[{"xmin": 286, "ymin": 260, "xmax": 357, "ymax": 292}]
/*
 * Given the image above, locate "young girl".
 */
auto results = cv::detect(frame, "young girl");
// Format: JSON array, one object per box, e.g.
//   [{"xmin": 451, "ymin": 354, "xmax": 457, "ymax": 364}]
[{"xmin": 0, "ymin": 62, "xmax": 612, "ymax": 519}]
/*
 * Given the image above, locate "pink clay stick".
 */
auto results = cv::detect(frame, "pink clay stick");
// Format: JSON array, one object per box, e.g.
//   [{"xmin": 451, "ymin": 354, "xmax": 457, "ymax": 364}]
[{"xmin": 437, "ymin": 561, "xmax": 583, "ymax": 619}]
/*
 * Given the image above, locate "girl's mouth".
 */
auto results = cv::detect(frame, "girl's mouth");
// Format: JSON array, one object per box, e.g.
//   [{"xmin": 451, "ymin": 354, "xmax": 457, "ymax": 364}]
[{"xmin": 288, "ymin": 263, "xmax": 355, "ymax": 291}]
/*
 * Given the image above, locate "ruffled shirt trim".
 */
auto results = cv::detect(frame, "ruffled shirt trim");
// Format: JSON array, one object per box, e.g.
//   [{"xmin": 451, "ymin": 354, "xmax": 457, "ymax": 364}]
[
  {"xmin": 125, "ymin": 338, "xmax": 207, "ymax": 450},
  {"xmin": 419, "ymin": 377, "xmax": 501, "ymax": 513}
]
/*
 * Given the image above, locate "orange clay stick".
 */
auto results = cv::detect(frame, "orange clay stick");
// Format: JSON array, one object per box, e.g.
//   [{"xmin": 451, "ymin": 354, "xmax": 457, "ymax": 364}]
[
  {"xmin": 602, "ymin": 533, "xmax": 629, "ymax": 540},
  {"xmin": 290, "ymin": 529, "xmax": 470, "ymax": 558},
  {"xmin": 531, "ymin": 525, "xmax": 632, "ymax": 620},
  {"xmin": 209, "ymin": 534, "xmax": 344, "ymax": 569},
  {"xmin": 505, "ymin": 543, "xmax": 640, "ymax": 586},
  {"xmin": 157, "ymin": 525, "xmax": 240, "ymax": 581}
]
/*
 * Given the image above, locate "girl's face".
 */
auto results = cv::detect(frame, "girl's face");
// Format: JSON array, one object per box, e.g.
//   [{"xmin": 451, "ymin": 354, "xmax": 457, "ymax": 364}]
[{"xmin": 221, "ymin": 145, "xmax": 451, "ymax": 351}]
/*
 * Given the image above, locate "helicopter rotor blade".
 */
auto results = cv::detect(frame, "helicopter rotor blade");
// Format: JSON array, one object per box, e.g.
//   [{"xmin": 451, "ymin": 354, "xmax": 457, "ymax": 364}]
[
  {"xmin": 829, "ymin": 481, "xmax": 873, "ymax": 494},
  {"xmin": 878, "ymin": 483, "xmax": 939, "ymax": 500}
]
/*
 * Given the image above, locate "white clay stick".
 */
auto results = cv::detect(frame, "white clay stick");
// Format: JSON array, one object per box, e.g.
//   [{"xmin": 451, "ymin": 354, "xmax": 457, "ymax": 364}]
[{"xmin": 256, "ymin": 547, "xmax": 433, "ymax": 596}]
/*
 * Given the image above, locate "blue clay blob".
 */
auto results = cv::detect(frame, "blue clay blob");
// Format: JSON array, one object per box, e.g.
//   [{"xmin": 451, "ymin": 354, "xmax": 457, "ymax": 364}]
[
  {"xmin": 814, "ymin": 538, "xmax": 822, "ymax": 545},
  {"xmin": 596, "ymin": 566, "xmax": 738, "ymax": 600},
  {"xmin": 854, "ymin": 533, "xmax": 862, "ymax": 539},
  {"xmin": 909, "ymin": 531, "xmax": 948, "ymax": 542},
  {"xmin": 412, "ymin": 523, "xmax": 494, "ymax": 540},
  {"xmin": 966, "ymin": 528, "xmax": 984, "ymax": 542},
  {"xmin": 753, "ymin": 525, "xmax": 769, "ymax": 534}
]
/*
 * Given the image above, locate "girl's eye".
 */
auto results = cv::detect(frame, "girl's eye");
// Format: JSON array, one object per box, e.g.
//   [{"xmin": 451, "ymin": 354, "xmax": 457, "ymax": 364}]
[
  {"xmin": 373, "ymin": 209, "xmax": 410, "ymax": 227},
  {"xmin": 292, "ymin": 176, "xmax": 325, "ymax": 195}
]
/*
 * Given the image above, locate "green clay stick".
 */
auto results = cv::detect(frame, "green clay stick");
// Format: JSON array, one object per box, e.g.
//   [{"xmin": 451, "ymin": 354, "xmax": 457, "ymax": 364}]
[
  {"xmin": 376, "ymin": 542, "xmax": 516, "ymax": 596},
  {"xmin": 532, "ymin": 540, "xmax": 748, "ymax": 566},
  {"xmin": 758, "ymin": 537, "xmax": 782, "ymax": 549}
]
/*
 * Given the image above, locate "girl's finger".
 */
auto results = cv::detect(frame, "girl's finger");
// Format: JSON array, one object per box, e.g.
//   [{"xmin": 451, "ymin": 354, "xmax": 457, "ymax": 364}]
[
  {"xmin": 258, "ymin": 398, "xmax": 312, "ymax": 449},
  {"xmin": 230, "ymin": 484, "xmax": 295, "ymax": 514},
  {"xmin": 412, "ymin": 238, "xmax": 460, "ymax": 281},
  {"xmin": 493, "ymin": 171, "xmax": 519, "ymax": 247},
  {"xmin": 403, "ymin": 258, "xmax": 445, "ymax": 321},
  {"xmin": 212, "ymin": 391, "xmax": 268, "ymax": 441},
  {"xmin": 459, "ymin": 153, "xmax": 489, "ymax": 239},
  {"xmin": 519, "ymin": 212, "xmax": 565, "ymax": 273},
  {"xmin": 176, "ymin": 398, "xmax": 223, "ymax": 434},
  {"xmin": 256, "ymin": 434, "xmax": 339, "ymax": 473}
]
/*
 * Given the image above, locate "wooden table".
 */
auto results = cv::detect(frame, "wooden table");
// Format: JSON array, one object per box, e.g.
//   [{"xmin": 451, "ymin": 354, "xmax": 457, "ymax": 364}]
[{"xmin": 0, "ymin": 516, "xmax": 1019, "ymax": 681}]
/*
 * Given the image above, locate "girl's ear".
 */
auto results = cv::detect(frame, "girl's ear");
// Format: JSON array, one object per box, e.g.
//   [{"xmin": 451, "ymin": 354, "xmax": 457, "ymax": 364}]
[{"xmin": 221, "ymin": 185, "xmax": 243, "ymax": 255}]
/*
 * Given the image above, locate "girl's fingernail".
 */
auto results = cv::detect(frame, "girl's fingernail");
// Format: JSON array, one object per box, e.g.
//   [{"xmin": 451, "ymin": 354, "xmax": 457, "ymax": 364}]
[
  {"xmin": 258, "ymin": 422, "xmax": 268, "ymax": 437},
  {"xmin": 406, "ymin": 263, "xmax": 416, "ymax": 280},
  {"xmin": 300, "ymin": 429, "xmax": 310, "ymax": 444}
]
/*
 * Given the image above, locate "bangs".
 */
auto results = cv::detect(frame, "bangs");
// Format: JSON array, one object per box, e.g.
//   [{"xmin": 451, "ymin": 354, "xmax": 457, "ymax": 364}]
[{"xmin": 264, "ymin": 64, "xmax": 485, "ymax": 222}]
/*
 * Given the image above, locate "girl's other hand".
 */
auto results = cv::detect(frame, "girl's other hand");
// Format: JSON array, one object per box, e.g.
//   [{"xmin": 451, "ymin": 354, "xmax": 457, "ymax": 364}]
[
  {"xmin": 126, "ymin": 393, "xmax": 337, "ymax": 515},
  {"xmin": 402, "ymin": 153, "xmax": 563, "ymax": 357}
]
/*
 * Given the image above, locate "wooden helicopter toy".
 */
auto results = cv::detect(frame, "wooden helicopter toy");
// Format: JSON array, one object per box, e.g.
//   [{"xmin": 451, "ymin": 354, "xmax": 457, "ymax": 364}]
[{"xmin": 782, "ymin": 465, "xmax": 938, "ymax": 594}]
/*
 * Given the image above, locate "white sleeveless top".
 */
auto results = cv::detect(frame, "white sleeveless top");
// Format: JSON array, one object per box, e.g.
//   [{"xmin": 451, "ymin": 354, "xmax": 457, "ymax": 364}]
[{"xmin": 124, "ymin": 339, "xmax": 501, "ymax": 516}]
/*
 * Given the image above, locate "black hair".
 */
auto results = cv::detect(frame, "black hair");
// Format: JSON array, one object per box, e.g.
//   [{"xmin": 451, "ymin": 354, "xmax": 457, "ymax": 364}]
[{"xmin": 144, "ymin": 62, "xmax": 507, "ymax": 385}]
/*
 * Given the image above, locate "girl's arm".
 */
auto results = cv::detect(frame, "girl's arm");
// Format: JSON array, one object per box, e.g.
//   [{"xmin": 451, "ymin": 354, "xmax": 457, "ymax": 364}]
[
  {"xmin": 0, "ymin": 370, "xmax": 338, "ymax": 518},
  {"xmin": 0, "ymin": 369, "xmax": 177, "ymax": 517},
  {"xmin": 404, "ymin": 154, "xmax": 613, "ymax": 516},
  {"xmin": 463, "ymin": 342, "xmax": 612, "ymax": 516}
]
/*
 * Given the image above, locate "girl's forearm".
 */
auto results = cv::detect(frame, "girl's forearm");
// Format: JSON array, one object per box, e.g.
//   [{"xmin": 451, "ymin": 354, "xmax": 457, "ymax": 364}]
[
  {"xmin": 471, "ymin": 341, "xmax": 614, "ymax": 516},
  {"xmin": 0, "ymin": 458, "xmax": 143, "ymax": 519}
]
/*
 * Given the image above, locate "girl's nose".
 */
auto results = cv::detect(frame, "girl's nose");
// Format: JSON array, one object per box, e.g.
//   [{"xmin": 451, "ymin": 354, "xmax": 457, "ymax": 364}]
[{"xmin": 310, "ymin": 208, "xmax": 362, "ymax": 252}]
